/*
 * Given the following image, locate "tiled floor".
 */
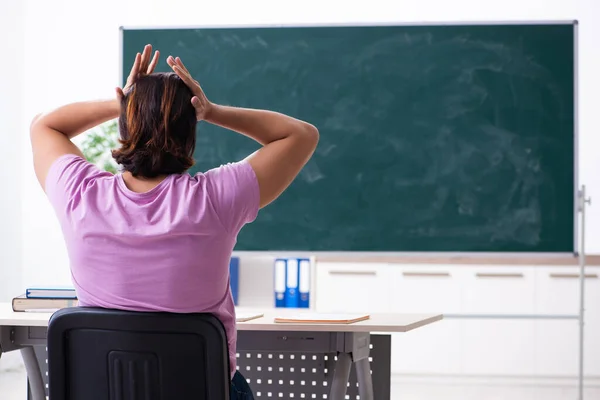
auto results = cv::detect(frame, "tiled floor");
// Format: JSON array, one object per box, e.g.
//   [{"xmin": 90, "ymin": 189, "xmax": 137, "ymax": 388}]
[
  {"xmin": 0, "ymin": 369, "xmax": 600, "ymax": 400},
  {"xmin": 0, "ymin": 368, "xmax": 26, "ymax": 400},
  {"xmin": 1, "ymin": 364, "xmax": 599, "ymax": 400},
  {"xmin": 392, "ymin": 379, "xmax": 600, "ymax": 400}
]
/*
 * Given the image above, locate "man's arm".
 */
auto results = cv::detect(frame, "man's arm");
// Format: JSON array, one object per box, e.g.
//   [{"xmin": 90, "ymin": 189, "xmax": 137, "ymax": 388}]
[
  {"xmin": 30, "ymin": 99, "xmax": 120, "ymax": 190},
  {"xmin": 205, "ymin": 104, "xmax": 319, "ymax": 208}
]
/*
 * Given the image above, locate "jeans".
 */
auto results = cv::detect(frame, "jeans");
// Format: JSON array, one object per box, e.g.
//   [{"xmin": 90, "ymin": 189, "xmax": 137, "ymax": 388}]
[{"xmin": 231, "ymin": 371, "xmax": 255, "ymax": 399}]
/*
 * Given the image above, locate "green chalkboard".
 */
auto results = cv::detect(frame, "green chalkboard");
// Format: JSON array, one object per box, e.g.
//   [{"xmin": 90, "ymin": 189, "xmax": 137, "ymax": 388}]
[{"xmin": 122, "ymin": 23, "xmax": 576, "ymax": 252}]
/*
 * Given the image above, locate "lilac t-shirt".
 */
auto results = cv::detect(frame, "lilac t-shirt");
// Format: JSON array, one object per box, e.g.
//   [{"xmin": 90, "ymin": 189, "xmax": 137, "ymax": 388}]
[{"xmin": 45, "ymin": 154, "xmax": 259, "ymax": 378}]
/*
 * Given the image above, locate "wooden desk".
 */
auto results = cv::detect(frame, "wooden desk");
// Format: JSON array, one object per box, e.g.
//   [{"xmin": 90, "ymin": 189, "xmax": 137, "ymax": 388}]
[{"xmin": 0, "ymin": 304, "xmax": 442, "ymax": 400}]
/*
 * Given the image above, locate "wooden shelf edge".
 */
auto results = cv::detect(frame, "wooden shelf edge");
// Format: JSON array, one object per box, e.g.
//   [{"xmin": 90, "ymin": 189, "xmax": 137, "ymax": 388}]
[{"xmin": 315, "ymin": 254, "xmax": 600, "ymax": 266}]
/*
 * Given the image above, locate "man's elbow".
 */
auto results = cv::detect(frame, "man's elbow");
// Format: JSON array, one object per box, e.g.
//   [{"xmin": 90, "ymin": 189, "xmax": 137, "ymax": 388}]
[
  {"xmin": 30, "ymin": 113, "xmax": 44, "ymax": 131},
  {"xmin": 303, "ymin": 123, "xmax": 319, "ymax": 148}
]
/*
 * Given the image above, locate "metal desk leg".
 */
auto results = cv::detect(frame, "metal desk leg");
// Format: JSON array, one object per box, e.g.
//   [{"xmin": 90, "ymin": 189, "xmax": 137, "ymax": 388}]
[
  {"xmin": 21, "ymin": 347, "xmax": 45, "ymax": 400},
  {"xmin": 344, "ymin": 331, "xmax": 374, "ymax": 400},
  {"xmin": 356, "ymin": 357, "xmax": 374, "ymax": 400},
  {"xmin": 329, "ymin": 352, "xmax": 352, "ymax": 399}
]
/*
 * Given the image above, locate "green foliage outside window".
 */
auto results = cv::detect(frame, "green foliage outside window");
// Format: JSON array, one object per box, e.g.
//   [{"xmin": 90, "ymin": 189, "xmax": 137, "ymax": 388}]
[{"xmin": 80, "ymin": 120, "xmax": 119, "ymax": 174}]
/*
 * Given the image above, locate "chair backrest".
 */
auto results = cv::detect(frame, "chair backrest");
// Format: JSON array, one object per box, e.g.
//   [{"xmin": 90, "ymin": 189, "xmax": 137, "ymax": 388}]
[{"xmin": 47, "ymin": 307, "xmax": 230, "ymax": 400}]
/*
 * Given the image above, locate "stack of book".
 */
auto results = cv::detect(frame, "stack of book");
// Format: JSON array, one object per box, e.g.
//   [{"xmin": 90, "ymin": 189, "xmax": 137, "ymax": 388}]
[{"xmin": 12, "ymin": 287, "xmax": 77, "ymax": 312}]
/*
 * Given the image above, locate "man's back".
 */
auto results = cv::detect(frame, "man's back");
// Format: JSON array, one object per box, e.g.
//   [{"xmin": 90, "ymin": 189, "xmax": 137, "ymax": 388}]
[
  {"xmin": 30, "ymin": 48, "xmax": 318, "ymax": 398},
  {"xmin": 45, "ymin": 154, "xmax": 259, "ymax": 377}
]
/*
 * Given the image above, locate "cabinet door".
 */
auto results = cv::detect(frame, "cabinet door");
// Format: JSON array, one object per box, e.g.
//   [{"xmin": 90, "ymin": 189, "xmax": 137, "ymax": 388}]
[
  {"xmin": 462, "ymin": 266, "xmax": 536, "ymax": 314},
  {"xmin": 534, "ymin": 266, "xmax": 600, "ymax": 377},
  {"xmin": 585, "ymin": 267, "xmax": 600, "ymax": 376},
  {"xmin": 315, "ymin": 262, "xmax": 393, "ymax": 313},
  {"xmin": 461, "ymin": 266, "xmax": 536, "ymax": 376},
  {"xmin": 461, "ymin": 319, "xmax": 535, "ymax": 376},
  {"xmin": 391, "ymin": 266, "xmax": 463, "ymax": 375},
  {"xmin": 394, "ymin": 266, "xmax": 462, "ymax": 314}
]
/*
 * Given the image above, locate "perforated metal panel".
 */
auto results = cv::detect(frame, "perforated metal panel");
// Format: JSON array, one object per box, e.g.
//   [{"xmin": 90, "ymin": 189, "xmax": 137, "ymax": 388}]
[
  {"xmin": 235, "ymin": 334, "xmax": 391, "ymax": 399},
  {"xmin": 29, "ymin": 333, "xmax": 391, "ymax": 400}
]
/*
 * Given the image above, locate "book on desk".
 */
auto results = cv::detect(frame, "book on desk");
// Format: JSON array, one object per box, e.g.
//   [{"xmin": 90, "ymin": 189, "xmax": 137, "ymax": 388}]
[
  {"xmin": 25, "ymin": 286, "xmax": 76, "ymax": 299},
  {"xmin": 12, "ymin": 294, "xmax": 79, "ymax": 312}
]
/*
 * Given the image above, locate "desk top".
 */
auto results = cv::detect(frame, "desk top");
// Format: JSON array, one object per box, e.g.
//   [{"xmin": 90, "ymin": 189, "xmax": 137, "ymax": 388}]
[{"xmin": 0, "ymin": 303, "xmax": 442, "ymax": 333}]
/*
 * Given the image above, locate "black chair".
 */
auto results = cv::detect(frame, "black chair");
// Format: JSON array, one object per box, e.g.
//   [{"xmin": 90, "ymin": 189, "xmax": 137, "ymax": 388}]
[{"xmin": 47, "ymin": 307, "xmax": 231, "ymax": 400}]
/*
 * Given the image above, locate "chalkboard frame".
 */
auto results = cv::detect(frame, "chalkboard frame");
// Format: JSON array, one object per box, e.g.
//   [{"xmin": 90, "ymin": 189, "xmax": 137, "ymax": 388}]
[{"xmin": 119, "ymin": 20, "xmax": 579, "ymax": 255}]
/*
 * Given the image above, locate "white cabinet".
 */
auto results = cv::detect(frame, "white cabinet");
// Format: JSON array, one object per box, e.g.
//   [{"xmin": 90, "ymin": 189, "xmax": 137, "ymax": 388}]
[
  {"xmin": 390, "ymin": 266, "xmax": 463, "ymax": 375},
  {"xmin": 460, "ymin": 266, "xmax": 536, "ymax": 376},
  {"xmin": 461, "ymin": 319, "xmax": 535, "ymax": 376},
  {"xmin": 393, "ymin": 266, "xmax": 463, "ymax": 314},
  {"xmin": 315, "ymin": 262, "xmax": 393, "ymax": 314},
  {"xmin": 533, "ymin": 266, "xmax": 580, "ymax": 377},
  {"xmin": 534, "ymin": 266, "xmax": 600, "ymax": 377},
  {"xmin": 461, "ymin": 266, "xmax": 536, "ymax": 314},
  {"xmin": 584, "ymin": 267, "xmax": 600, "ymax": 376},
  {"xmin": 313, "ymin": 261, "xmax": 600, "ymax": 379}
]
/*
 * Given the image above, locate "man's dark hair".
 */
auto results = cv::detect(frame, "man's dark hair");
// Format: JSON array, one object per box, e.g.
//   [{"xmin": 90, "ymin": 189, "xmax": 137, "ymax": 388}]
[{"xmin": 113, "ymin": 72, "xmax": 197, "ymax": 178}]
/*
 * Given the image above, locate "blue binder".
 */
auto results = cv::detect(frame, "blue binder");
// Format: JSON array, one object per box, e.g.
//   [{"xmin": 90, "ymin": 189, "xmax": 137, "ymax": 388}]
[
  {"xmin": 285, "ymin": 258, "xmax": 299, "ymax": 308},
  {"xmin": 229, "ymin": 257, "xmax": 239, "ymax": 306},
  {"xmin": 298, "ymin": 258, "xmax": 311, "ymax": 308},
  {"xmin": 274, "ymin": 258, "xmax": 287, "ymax": 307}
]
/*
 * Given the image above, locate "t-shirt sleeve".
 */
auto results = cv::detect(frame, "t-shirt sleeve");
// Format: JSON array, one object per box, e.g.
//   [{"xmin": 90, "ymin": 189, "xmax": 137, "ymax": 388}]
[
  {"xmin": 45, "ymin": 154, "xmax": 107, "ymax": 215},
  {"xmin": 205, "ymin": 160, "xmax": 260, "ymax": 234}
]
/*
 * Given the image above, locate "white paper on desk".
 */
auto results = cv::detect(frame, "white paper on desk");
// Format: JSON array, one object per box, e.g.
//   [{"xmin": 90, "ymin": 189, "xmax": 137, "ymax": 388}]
[
  {"xmin": 23, "ymin": 309, "xmax": 59, "ymax": 313},
  {"xmin": 236, "ymin": 312, "xmax": 264, "ymax": 322},
  {"xmin": 274, "ymin": 313, "xmax": 370, "ymax": 324}
]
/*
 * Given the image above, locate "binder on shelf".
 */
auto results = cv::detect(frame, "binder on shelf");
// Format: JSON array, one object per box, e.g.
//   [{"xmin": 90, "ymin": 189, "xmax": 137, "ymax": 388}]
[
  {"xmin": 274, "ymin": 258, "xmax": 287, "ymax": 308},
  {"xmin": 285, "ymin": 258, "xmax": 299, "ymax": 308},
  {"xmin": 229, "ymin": 257, "xmax": 240, "ymax": 306},
  {"xmin": 298, "ymin": 258, "xmax": 311, "ymax": 308}
]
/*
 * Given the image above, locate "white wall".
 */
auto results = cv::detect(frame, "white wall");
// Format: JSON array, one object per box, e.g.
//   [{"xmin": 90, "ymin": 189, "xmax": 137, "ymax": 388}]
[
  {"xmin": 3, "ymin": 0, "xmax": 599, "ymax": 290},
  {"xmin": 0, "ymin": 1, "xmax": 25, "ymax": 372},
  {"xmin": 0, "ymin": 2, "xmax": 24, "ymax": 301}
]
